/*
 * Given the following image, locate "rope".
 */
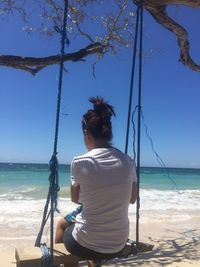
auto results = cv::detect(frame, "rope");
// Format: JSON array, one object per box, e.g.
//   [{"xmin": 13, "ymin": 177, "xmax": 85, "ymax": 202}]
[
  {"xmin": 131, "ymin": 105, "xmax": 181, "ymax": 198},
  {"xmin": 35, "ymin": 190, "xmax": 51, "ymax": 247},
  {"xmin": 136, "ymin": 0, "xmax": 144, "ymax": 248},
  {"xmin": 124, "ymin": 0, "xmax": 144, "ymax": 248},
  {"xmin": 40, "ymin": 243, "xmax": 51, "ymax": 267},
  {"xmin": 53, "ymin": 0, "xmax": 69, "ymax": 156},
  {"xmin": 140, "ymin": 109, "xmax": 180, "ymax": 192},
  {"xmin": 35, "ymin": 1, "xmax": 69, "ymax": 267},
  {"xmin": 124, "ymin": 2, "xmax": 140, "ymax": 154},
  {"xmin": 49, "ymin": 0, "xmax": 69, "ymax": 261},
  {"xmin": 127, "ymin": 239, "xmax": 137, "ymax": 255}
]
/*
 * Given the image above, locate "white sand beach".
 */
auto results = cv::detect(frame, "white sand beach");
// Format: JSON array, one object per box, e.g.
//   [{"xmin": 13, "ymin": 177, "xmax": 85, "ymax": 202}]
[{"xmin": 1, "ymin": 209, "xmax": 200, "ymax": 267}]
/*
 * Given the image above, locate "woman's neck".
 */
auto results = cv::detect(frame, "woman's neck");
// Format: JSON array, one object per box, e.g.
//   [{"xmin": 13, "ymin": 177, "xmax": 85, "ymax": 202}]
[{"xmin": 88, "ymin": 139, "xmax": 111, "ymax": 151}]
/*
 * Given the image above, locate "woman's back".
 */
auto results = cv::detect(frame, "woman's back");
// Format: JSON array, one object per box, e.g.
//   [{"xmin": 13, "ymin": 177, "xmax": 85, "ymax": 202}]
[
  {"xmin": 71, "ymin": 147, "xmax": 136, "ymax": 253},
  {"xmin": 59, "ymin": 97, "xmax": 137, "ymax": 267}
]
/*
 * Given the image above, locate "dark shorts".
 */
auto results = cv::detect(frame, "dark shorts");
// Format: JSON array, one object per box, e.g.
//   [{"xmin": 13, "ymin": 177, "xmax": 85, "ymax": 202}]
[{"xmin": 63, "ymin": 224, "xmax": 124, "ymax": 260}]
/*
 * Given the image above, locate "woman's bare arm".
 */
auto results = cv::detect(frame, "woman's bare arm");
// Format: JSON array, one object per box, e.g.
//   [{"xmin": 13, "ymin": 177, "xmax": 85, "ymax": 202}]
[
  {"xmin": 71, "ymin": 184, "xmax": 80, "ymax": 203},
  {"xmin": 130, "ymin": 181, "xmax": 137, "ymax": 204}
]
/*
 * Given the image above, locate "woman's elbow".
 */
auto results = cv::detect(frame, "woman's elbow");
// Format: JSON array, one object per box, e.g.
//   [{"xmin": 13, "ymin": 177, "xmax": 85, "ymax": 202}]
[
  {"xmin": 130, "ymin": 182, "xmax": 137, "ymax": 204},
  {"xmin": 71, "ymin": 195, "xmax": 79, "ymax": 204},
  {"xmin": 130, "ymin": 195, "xmax": 137, "ymax": 204},
  {"xmin": 70, "ymin": 185, "xmax": 80, "ymax": 203}
]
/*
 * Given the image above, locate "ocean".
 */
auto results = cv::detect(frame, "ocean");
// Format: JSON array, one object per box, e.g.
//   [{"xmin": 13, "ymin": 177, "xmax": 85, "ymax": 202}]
[{"xmin": 0, "ymin": 163, "xmax": 200, "ymax": 244}]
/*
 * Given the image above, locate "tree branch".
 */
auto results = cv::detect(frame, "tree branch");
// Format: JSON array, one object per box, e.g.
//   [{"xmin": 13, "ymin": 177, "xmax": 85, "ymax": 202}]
[
  {"xmin": 105, "ymin": 0, "xmax": 129, "ymax": 43},
  {"xmin": 0, "ymin": 42, "xmax": 109, "ymax": 75},
  {"xmin": 1, "ymin": 0, "xmax": 200, "ymax": 73},
  {"xmin": 144, "ymin": 0, "xmax": 200, "ymax": 8},
  {"xmin": 143, "ymin": 0, "xmax": 200, "ymax": 72}
]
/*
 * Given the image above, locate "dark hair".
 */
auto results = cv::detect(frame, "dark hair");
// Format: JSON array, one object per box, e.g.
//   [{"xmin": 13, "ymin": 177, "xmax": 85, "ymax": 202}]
[{"xmin": 82, "ymin": 96, "xmax": 116, "ymax": 141}]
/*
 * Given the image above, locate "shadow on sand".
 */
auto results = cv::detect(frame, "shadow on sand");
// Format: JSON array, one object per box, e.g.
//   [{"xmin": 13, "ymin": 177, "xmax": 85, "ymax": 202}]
[
  {"xmin": 80, "ymin": 228, "xmax": 200, "ymax": 266},
  {"xmin": 108, "ymin": 228, "xmax": 200, "ymax": 266}
]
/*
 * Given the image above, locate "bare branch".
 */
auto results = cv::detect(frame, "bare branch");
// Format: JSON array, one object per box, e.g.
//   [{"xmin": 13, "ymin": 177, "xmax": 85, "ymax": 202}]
[
  {"xmin": 105, "ymin": 0, "xmax": 129, "ymax": 44},
  {"xmin": 144, "ymin": 0, "xmax": 200, "ymax": 8},
  {"xmin": 1, "ymin": 0, "xmax": 200, "ymax": 73},
  {"xmin": 143, "ymin": 0, "xmax": 200, "ymax": 72},
  {"xmin": 0, "ymin": 42, "xmax": 109, "ymax": 75},
  {"xmin": 75, "ymin": 22, "xmax": 94, "ymax": 43}
]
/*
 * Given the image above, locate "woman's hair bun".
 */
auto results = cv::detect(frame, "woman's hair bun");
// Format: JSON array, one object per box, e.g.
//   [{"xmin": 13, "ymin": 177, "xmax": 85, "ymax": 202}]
[
  {"xmin": 89, "ymin": 96, "xmax": 116, "ymax": 117},
  {"xmin": 82, "ymin": 96, "xmax": 115, "ymax": 141}
]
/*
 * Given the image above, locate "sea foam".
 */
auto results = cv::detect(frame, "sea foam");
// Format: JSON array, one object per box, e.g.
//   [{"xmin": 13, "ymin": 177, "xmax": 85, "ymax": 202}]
[{"xmin": 0, "ymin": 189, "xmax": 200, "ymax": 228}]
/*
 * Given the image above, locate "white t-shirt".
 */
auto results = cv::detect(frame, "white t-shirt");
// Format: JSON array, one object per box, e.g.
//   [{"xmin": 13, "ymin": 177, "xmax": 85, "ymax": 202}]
[{"xmin": 70, "ymin": 147, "xmax": 137, "ymax": 253}]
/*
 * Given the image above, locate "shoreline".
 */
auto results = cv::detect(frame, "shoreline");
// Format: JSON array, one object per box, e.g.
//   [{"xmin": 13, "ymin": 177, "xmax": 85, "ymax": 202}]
[{"xmin": 1, "ymin": 161, "xmax": 200, "ymax": 170}]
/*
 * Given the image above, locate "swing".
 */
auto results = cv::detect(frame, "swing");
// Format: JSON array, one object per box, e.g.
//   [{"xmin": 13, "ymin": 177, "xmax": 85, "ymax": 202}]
[{"xmin": 15, "ymin": 0, "xmax": 153, "ymax": 266}]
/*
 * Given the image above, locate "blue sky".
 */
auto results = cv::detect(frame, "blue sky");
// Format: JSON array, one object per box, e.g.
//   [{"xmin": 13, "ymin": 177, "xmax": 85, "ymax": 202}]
[{"xmin": 0, "ymin": 4, "xmax": 200, "ymax": 168}]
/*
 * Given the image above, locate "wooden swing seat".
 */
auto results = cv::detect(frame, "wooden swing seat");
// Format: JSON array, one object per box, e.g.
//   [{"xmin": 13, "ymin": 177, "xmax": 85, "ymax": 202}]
[{"xmin": 15, "ymin": 241, "xmax": 153, "ymax": 267}]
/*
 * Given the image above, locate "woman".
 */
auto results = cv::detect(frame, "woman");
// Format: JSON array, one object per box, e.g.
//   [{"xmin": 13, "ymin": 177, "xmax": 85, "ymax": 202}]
[{"xmin": 55, "ymin": 96, "xmax": 137, "ymax": 267}]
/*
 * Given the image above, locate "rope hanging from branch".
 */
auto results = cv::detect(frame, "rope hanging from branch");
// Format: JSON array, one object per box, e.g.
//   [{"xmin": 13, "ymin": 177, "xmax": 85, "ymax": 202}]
[
  {"xmin": 124, "ymin": 0, "xmax": 144, "ymax": 248},
  {"xmin": 35, "ymin": 0, "xmax": 144, "ymax": 265},
  {"xmin": 35, "ymin": 1, "xmax": 69, "ymax": 267}
]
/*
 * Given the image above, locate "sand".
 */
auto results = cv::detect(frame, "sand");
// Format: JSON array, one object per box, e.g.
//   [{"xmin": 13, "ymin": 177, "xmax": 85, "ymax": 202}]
[
  {"xmin": 107, "ymin": 218, "xmax": 200, "ymax": 267},
  {"xmin": 1, "ymin": 211, "xmax": 200, "ymax": 267}
]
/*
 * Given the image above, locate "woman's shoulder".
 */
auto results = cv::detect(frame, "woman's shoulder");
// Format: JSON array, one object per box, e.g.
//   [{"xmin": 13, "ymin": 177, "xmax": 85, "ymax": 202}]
[
  {"xmin": 71, "ymin": 153, "xmax": 97, "ymax": 175},
  {"xmin": 112, "ymin": 148, "xmax": 136, "ymax": 168},
  {"xmin": 73, "ymin": 148, "xmax": 109, "ymax": 161},
  {"xmin": 111, "ymin": 147, "xmax": 133, "ymax": 159},
  {"xmin": 72, "ymin": 151, "xmax": 95, "ymax": 167}
]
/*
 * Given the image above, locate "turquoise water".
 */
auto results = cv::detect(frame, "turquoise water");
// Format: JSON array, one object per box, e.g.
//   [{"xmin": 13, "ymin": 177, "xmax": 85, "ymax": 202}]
[
  {"xmin": 1, "ymin": 163, "xmax": 200, "ymax": 235},
  {"xmin": 0, "ymin": 163, "xmax": 200, "ymax": 200},
  {"xmin": 141, "ymin": 167, "xmax": 200, "ymax": 190},
  {"xmin": 0, "ymin": 163, "xmax": 71, "ymax": 200}
]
